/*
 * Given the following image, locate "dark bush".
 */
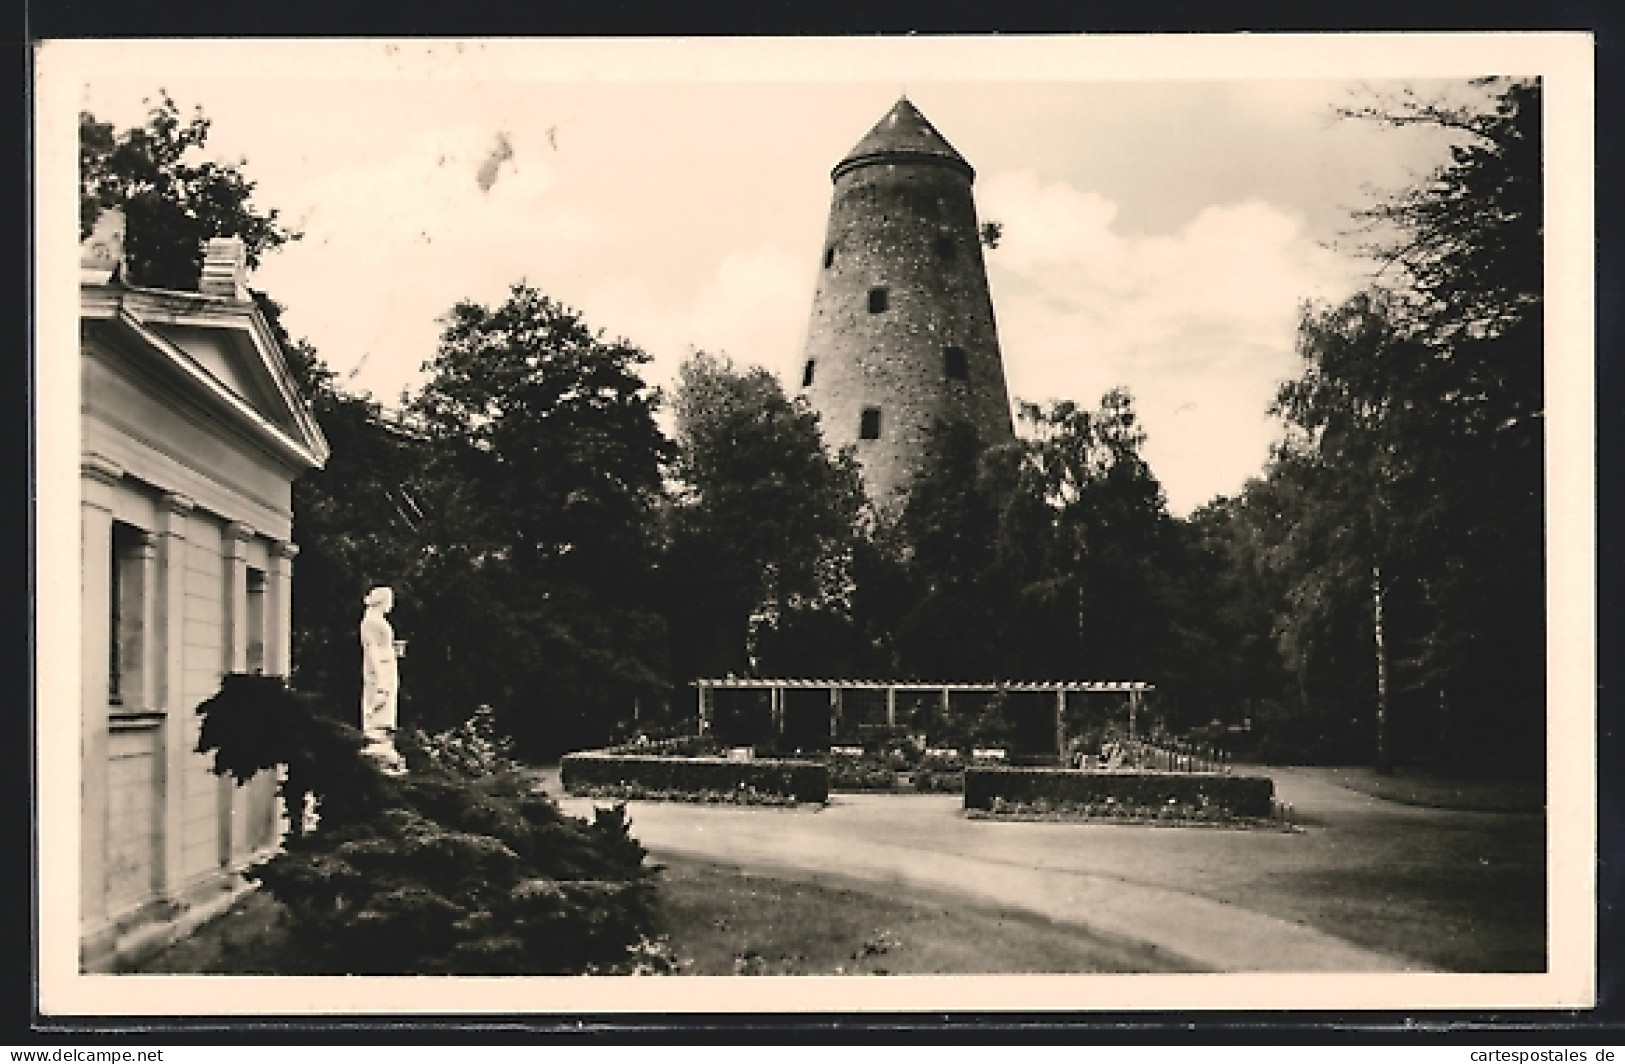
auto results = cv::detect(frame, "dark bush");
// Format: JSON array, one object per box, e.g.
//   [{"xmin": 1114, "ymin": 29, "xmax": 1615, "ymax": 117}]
[
  {"xmin": 561, "ymin": 752, "xmax": 828, "ymax": 804},
  {"xmin": 250, "ymin": 768, "xmax": 662, "ymax": 973},
  {"xmin": 195, "ymin": 672, "xmax": 389, "ymax": 834},
  {"xmin": 400, "ymin": 704, "xmax": 519, "ymax": 778},
  {"xmin": 196, "ymin": 677, "xmax": 665, "ymax": 974},
  {"xmin": 964, "ymin": 767, "xmax": 1274, "ymax": 818}
]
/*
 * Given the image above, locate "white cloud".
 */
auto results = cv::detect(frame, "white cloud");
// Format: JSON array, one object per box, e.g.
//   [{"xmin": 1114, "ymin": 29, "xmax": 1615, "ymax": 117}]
[
  {"xmin": 253, "ymin": 126, "xmax": 589, "ymax": 399},
  {"xmin": 980, "ymin": 170, "xmax": 1363, "ymax": 514}
]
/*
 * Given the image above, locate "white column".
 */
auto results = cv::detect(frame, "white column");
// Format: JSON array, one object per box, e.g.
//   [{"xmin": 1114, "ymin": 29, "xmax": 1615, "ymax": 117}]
[
  {"xmin": 264, "ymin": 542, "xmax": 297, "ymax": 844},
  {"xmin": 220, "ymin": 521, "xmax": 253, "ymax": 866},
  {"xmin": 155, "ymin": 493, "xmax": 192, "ymax": 898},
  {"xmin": 885, "ymin": 686, "xmax": 896, "ymax": 729},
  {"xmin": 79, "ymin": 453, "xmax": 122, "ymax": 948},
  {"xmin": 268, "ymin": 541, "xmax": 298, "ymax": 678}
]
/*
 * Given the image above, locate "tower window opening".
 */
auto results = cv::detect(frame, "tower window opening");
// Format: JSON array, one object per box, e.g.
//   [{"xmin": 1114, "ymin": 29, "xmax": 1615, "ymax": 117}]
[
  {"xmin": 860, "ymin": 407, "xmax": 882, "ymax": 440},
  {"xmin": 868, "ymin": 287, "xmax": 888, "ymax": 313},
  {"xmin": 934, "ymin": 234, "xmax": 956, "ymax": 260},
  {"xmin": 824, "ymin": 246, "xmax": 835, "ymax": 269},
  {"xmin": 944, "ymin": 346, "xmax": 969, "ymax": 380},
  {"xmin": 802, "ymin": 360, "xmax": 816, "ymax": 388}
]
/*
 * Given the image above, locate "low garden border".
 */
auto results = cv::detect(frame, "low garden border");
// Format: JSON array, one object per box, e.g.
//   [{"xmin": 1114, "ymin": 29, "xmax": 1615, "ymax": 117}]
[
  {"xmin": 964, "ymin": 767, "xmax": 1274, "ymax": 819},
  {"xmin": 561, "ymin": 751, "xmax": 829, "ymax": 804}
]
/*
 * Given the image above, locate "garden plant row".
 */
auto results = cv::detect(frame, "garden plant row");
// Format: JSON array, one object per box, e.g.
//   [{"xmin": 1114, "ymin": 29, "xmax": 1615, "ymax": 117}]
[
  {"xmin": 561, "ymin": 751, "xmax": 830, "ymax": 804},
  {"xmin": 964, "ymin": 766, "xmax": 1276, "ymax": 822}
]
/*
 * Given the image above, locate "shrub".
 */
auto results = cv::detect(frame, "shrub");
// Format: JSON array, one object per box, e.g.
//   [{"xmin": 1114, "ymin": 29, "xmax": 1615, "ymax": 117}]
[
  {"xmin": 400, "ymin": 704, "xmax": 518, "ymax": 778},
  {"xmin": 251, "ymin": 768, "xmax": 663, "ymax": 973},
  {"xmin": 822, "ymin": 747, "xmax": 965, "ymax": 793},
  {"xmin": 196, "ymin": 677, "xmax": 665, "ymax": 974},
  {"xmin": 602, "ymin": 733, "xmax": 722, "ymax": 758},
  {"xmin": 964, "ymin": 767, "xmax": 1274, "ymax": 819},
  {"xmin": 825, "ymin": 750, "xmax": 901, "ymax": 791},
  {"xmin": 911, "ymin": 767, "xmax": 964, "ymax": 793},
  {"xmin": 195, "ymin": 673, "xmax": 389, "ymax": 834},
  {"xmin": 561, "ymin": 752, "xmax": 828, "ymax": 804}
]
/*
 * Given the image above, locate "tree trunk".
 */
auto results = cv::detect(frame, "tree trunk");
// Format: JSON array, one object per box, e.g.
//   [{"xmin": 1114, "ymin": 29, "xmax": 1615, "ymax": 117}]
[{"xmin": 1373, "ymin": 561, "xmax": 1392, "ymax": 774}]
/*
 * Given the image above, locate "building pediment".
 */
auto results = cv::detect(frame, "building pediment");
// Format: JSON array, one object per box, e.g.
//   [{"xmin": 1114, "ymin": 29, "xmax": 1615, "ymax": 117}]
[{"xmin": 81, "ymin": 281, "xmax": 330, "ymax": 472}]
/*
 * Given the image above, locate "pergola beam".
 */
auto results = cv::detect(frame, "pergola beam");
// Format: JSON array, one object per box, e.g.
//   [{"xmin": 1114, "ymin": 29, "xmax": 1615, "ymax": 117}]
[
  {"xmin": 692, "ymin": 679, "xmax": 1154, "ymax": 692},
  {"xmin": 692, "ymin": 678, "xmax": 1156, "ymax": 745}
]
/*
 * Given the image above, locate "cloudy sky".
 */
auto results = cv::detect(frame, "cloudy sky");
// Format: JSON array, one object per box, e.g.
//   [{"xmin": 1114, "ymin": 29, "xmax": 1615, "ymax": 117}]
[{"xmin": 52, "ymin": 38, "xmax": 1516, "ymax": 515}]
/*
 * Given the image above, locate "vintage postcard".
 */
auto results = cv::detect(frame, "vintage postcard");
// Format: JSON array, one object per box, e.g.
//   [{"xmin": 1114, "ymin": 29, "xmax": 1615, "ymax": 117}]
[{"xmin": 33, "ymin": 32, "xmax": 1596, "ymax": 1018}]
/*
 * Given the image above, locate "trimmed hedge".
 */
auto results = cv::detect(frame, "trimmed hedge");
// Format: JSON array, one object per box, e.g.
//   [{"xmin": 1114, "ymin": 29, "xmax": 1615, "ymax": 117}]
[
  {"xmin": 561, "ymin": 752, "xmax": 829, "ymax": 804},
  {"xmin": 964, "ymin": 767, "xmax": 1274, "ymax": 818}
]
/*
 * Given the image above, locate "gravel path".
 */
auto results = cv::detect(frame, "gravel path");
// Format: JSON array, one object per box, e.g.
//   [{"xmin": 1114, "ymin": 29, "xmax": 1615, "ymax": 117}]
[{"xmin": 554, "ymin": 765, "xmax": 1545, "ymax": 972}]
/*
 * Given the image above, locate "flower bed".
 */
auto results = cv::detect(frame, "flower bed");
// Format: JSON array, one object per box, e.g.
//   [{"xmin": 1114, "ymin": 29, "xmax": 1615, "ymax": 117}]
[
  {"xmin": 561, "ymin": 751, "xmax": 829, "ymax": 804},
  {"xmin": 566, "ymin": 781, "xmax": 802, "ymax": 807},
  {"xmin": 964, "ymin": 767, "xmax": 1274, "ymax": 819},
  {"xmin": 966, "ymin": 795, "xmax": 1296, "ymax": 830},
  {"xmin": 601, "ymin": 733, "xmax": 721, "ymax": 758},
  {"xmin": 824, "ymin": 747, "xmax": 965, "ymax": 793}
]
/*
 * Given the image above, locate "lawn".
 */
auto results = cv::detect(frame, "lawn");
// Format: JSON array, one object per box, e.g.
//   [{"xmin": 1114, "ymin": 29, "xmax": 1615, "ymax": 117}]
[
  {"xmin": 133, "ymin": 854, "xmax": 1196, "ymax": 975},
  {"xmin": 652, "ymin": 855, "xmax": 1195, "ymax": 974},
  {"xmin": 1318, "ymin": 765, "xmax": 1545, "ymax": 814}
]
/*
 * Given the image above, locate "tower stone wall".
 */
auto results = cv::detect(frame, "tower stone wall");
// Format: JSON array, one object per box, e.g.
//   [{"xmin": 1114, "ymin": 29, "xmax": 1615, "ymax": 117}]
[{"xmin": 799, "ymin": 99, "xmax": 1015, "ymax": 509}]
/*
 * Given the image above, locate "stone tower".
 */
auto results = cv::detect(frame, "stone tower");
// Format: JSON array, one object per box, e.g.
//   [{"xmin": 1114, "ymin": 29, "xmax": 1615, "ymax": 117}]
[{"xmin": 798, "ymin": 97, "xmax": 1015, "ymax": 509}]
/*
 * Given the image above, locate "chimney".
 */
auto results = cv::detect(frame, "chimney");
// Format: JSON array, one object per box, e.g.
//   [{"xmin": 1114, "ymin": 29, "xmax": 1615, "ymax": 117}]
[
  {"xmin": 200, "ymin": 237, "xmax": 249, "ymax": 300},
  {"xmin": 80, "ymin": 208, "xmax": 127, "ymax": 284}
]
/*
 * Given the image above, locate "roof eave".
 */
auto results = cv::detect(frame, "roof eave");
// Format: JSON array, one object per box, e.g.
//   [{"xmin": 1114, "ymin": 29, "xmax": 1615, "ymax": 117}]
[
  {"xmin": 82, "ymin": 284, "xmax": 330, "ymax": 470},
  {"xmin": 831, "ymin": 149, "xmax": 975, "ymax": 184}
]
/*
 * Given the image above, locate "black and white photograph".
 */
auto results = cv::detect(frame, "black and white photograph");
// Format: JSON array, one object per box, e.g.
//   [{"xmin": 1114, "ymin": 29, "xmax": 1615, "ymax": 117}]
[{"xmin": 33, "ymin": 34, "xmax": 1595, "ymax": 1017}]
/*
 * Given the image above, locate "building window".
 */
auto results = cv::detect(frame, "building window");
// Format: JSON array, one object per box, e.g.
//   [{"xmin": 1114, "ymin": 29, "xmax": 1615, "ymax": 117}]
[
  {"xmin": 109, "ymin": 522, "xmax": 146, "ymax": 705},
  {"xmin": 108, "ymin": 530, "xmax": 123, "ymax": 702},
  {"xmin": 860, "ymin": 407, "xmax": 882, "ymax": 440},
  {"xmin": 868, "ymin": 287, "xmax": 888, "ymax": 314},
  {"xmin": 944, "ymin": 346, "xmax": 969, "ymax": 380},
  {"xmin": 824, "ymin": 246, "xmax": 835, "ymax": 269},
  {"xmin": 246, "ymin": 567, "xmax": 267, "ymax": 675},
  {"xmin": 935, "ymin": 234, "xmax": 956, "ymax": 260},
  {"xmin": 802, "ymin": 360, "xmax": 816, "ymax": 388}
]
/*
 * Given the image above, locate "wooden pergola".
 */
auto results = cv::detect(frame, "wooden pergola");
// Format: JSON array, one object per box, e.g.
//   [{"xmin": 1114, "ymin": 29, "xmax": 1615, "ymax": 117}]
[{"xmin": 694, "ymin": 678, "xmax": 1155, "ymax": 752}]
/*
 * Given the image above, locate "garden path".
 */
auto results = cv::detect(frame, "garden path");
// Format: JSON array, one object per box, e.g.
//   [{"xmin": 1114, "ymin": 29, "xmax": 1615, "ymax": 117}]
[{"xmin": 553, "ymin": 766, "xmax": 1542, "ymax": 972}]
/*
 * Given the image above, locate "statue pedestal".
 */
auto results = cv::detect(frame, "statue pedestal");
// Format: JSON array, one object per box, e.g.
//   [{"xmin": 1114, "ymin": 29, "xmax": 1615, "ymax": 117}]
[{"xmin": 363, "ymin": 735, "xmax": 407, "ymax": 776}]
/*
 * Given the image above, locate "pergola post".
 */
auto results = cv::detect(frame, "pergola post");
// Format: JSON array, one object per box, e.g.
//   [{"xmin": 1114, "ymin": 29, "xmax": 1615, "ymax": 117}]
[
  {"xmin": 697, "ymin": 682, "xmax": 710, "ymax": 734},
  {"xmin": 885, "ymin": 685, "xmax": 896, "ymax": 729},
  {"xmin": 1055, "ymin": 689, "xmax": 1067, "ymax": 760},
  {"xmin": 830, "ymin": 686, "xmax": 841, "ymax": 739},
  {"xmin": 771, "ymin": 684, "xmax": 784, "ymax": 737},
  {"xmin": 1128, "ymin": 689, "xmax": 1140, "ymax": 742}
]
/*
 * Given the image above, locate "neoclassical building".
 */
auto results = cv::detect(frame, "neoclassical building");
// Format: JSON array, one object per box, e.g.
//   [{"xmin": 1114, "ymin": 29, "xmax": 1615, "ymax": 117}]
[{"xmin": 78, "ymin": 211, "xmax": 329, "ymax": 969}]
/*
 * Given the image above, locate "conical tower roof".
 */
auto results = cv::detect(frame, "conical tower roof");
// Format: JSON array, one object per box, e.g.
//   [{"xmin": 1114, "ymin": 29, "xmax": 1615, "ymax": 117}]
[{"xmin": 831, "ymin": 97, "xmax": 974, "ymax": 182}]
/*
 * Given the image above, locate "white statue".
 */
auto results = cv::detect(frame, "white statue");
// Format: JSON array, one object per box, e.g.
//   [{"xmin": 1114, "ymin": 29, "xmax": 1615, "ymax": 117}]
[{"xmin": 360, "ymin": 586, "xmax": 406, "ymax": 774}]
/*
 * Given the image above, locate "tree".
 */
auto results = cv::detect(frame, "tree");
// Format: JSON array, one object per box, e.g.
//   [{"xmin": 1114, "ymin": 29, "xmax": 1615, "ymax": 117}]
[
  {"xmin": 892, "ymin": 390, "xmax": 1192, "ymax": 705},
  {"xmin": 1251, "ymin": 78, "xmax": 1545, "ymax": 767},
  {"xmin": 406, "ymin": 284, "xmax": 673, "ymax": 757},
  {"xmin": 663, "ymin": 352, "xmax": 866, "ymax": 679},
  {"xmin": 80, "ymin": 92, "xmax": 298, "ymax": 290},
  {"xmin": 892, "ymin": 418, "xmax": 1007, "ymax": 679},
  {"xmin": 79, "ymin": 99, "xmax": 405, "ymax": 717},
  {"xmin": 273, "ymin": 316, "xmax": 432, "ymax": 716},
  {"xmin": 1000, "ymin": 392, "xmax": 1189, "ymax": 699}
]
